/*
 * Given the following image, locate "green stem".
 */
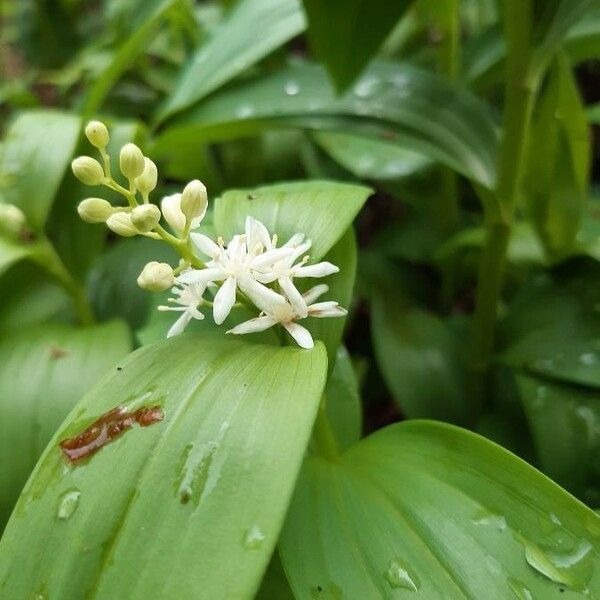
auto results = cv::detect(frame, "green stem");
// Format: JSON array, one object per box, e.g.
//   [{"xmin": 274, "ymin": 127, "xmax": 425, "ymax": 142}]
[
  {"xmin": 313, "ymin": 396, "xmax": 340, "ymax": 461},
  {"xmin": 469, "ymin": 0, "xmax": 539, "ymax": 405},
  {"xmin": 435, "ymin": 0, "xmax": 461, "ymax": 235},
  {"xmin": 33, "ymin": 238, "xmax": 95, "ymax": 326}
]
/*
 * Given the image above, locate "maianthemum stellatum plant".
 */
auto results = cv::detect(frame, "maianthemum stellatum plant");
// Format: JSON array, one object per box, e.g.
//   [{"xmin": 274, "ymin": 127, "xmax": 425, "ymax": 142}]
[{"xmin": 1, "ymin": 0, "xmax": 600, "ymax": 598}]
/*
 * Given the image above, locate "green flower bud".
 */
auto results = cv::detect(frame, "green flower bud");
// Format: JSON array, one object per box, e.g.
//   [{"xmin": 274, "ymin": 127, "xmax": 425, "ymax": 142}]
[
  {"xmin": 106, "ymin": 212, "xmax": 139, "ymax": 237},
  {"xmin": 131, "ymin": 204, "xmax": 161, "ymax": 232},
  {"xmin": 0, "ymin": 203, "xmax": 26, "ymax": 237},
  {"xmin": 180, "ymin": 179, "xmax": 208, "ymax": 222},
  {"xmin": 77, "ymin": 198, "xmax": 114, "ymax": 223},
  {"xmin": 85, "ymin": 121, "xmax": 109, "ymax": 149},
  {"xmin": 137, "ymin": 261, "xmax": 175, "ymax": 291},
  {"xmin": 71, "ymin": 156, "xmax": 105, "ymax": 186},
  {"xmin": 119, "ymin": 143, "xmax": 145, "ymax": 180},
  {"xmin": 135, "ymin": 158, "xmax": 158, "ymax": 196}
]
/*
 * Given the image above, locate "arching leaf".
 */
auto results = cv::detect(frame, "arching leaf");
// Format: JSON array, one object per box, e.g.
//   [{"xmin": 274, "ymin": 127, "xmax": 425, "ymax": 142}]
[
  {"xmin": 0, "ymin": 336, "xmax": 327, "ymax": 600},
  {"xmin": 280, "ymin": 420, "xmax": 600, "ymax": 599}
]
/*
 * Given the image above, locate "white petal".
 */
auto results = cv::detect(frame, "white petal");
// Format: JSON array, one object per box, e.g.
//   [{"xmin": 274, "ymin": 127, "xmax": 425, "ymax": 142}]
[
  {"xmin": 190, "ymin": 233, "xmax": 221, "ymax": 260},
  {"xmin": 294, "ymin": 262, "xmax": 339, "ymax": 278},
  {"xmin": 283, "ymin": 233, "xmax": 305, "ymax": 247},
  {"xmin": 308, "ymin": 301, "xmax": 347, "ymax": 318},
  {"xmin": 289, "ymin": 240, "xmax": 312, "ymax": 263},
  {"xmin": 279, "ymin": 276, "xmax": 308, "ymax": 318},
  {"xmin": 166, "ymin": 311, "xmax": 193, "ymax": 337},
  {"xmin": 238, "ymin": 274, "xmax": 287, "ymax": 313},
  {"xmin": 251, "ymin": 246, "xmax": 294, "ymax": 269},
  {"xmin": 245, "ymin": 216, "xmax": 272, "ymax": 250},
  {"xmin": 253, "ymin": 271, "xmax": 278, "ymax": 285},
  {"xmin": 228, "ymin": 315, "xmax": 277, "ymax": 335},
  {"xmin": 283, "ymin": 322, "xmax": 314, "ymax": 349},
  {"xmin": 213, "ymin": 276, "xmax": 237, "ymax": 324},
  {"xmin": 177, "ymin": 267, "xmax": 226, "ymax": 285},
  {"xmin": 302, "ymin": 284, "xmax": 329, "ymax": 305},
  {"xmin": 161, "ymin": 193, "xmax": 185, "ymax": 234}
]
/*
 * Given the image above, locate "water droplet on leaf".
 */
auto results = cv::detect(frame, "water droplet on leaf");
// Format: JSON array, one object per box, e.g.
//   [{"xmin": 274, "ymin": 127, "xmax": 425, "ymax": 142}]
[
  {"xmin": 472, "ymin": 508, "xmax": 507, "ymax": 531},
  {"xmin": 384, "ymin": 559, "xmax": 418, "ymax": 590},
  {"xmin": 523, "ymin": 537, "xmax": 594, "ymax": 591},
  {"xmin": 284, "ymin": 81, "xmax": 300, "ymax": 96},
  {"xmin": 244, "ymin": 524, "xmax": 265, "ymax": 549},
  {"xmin": 57, "ymin": 489, "xmax": 81, "ymax": 520},
  {"xmin": 508, "ymin": 578, "xmax": 534, "ymax": 600}
]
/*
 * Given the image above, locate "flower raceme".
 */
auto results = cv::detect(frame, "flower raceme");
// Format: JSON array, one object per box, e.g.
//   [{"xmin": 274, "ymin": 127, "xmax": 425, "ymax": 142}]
[{"xmin": 72, "ymin": 120, "xmax": 346, "ymax": 348}]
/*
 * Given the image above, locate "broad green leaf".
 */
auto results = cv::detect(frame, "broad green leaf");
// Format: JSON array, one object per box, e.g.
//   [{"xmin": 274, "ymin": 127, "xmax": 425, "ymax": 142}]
[
  {"xmin": 0, "ymin": 337, "xmax": 327, "ymax": 599},
  {"xmin": 500, "ymin": 265, "xmax": 600, "ymax": 389},
  {"xmin": 324, "ymin": 346, "xmax": 362, "ymax": 452},
  {"xmin": 280, "ymin": 420, "xmax": 600, "ymax": 599},
  {"xmin": 518, "ymin": 373, "xmax": 600, "ymax": 503},
  {"xmin": 0, "ymin": 321, "xmax": 131, "ymax": 528},
  {"xmin": 301, "ymin": 0, "xmax": 413, "ymax": 91},
  {"xmin": 312, "ymin": 131, "xmax": 431, "ymax": 180},
  {"xmin": 214, "ymin": 181, "xmax": 371, "ymax": 261},
  {"xmin": 153, "ymin": 62, "xmax": 499, "ymax": 188},
  {"xmin": 0, "ymin": 110, "xmax": 80, "ymax": 229},
  {"xmin": 525, "ymin": 55, "xmax": 590, "ymax": 258},
  {"xmin": 159, "ymin": 0, "xmax": 305, "ymax": 120},
  {"xmin": 371, "ymin": 290, "xmax": 468, "ymax": 423}
]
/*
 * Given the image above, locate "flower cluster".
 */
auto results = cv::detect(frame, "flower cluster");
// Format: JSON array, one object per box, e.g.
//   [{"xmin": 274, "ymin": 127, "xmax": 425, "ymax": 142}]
[{"xmin": 72, "ymin": 121, "xmax": 346, "ymax": 348}]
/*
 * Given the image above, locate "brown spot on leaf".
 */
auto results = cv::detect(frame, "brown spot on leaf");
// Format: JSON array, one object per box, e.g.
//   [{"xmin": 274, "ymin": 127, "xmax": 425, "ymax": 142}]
[
  {"xmin": 59, "ymin": 405, "xmax": 164, "ymax": 463},
  {"xmin": 49, "ymin": 345, "xmax": 68, "ymax": 359}
]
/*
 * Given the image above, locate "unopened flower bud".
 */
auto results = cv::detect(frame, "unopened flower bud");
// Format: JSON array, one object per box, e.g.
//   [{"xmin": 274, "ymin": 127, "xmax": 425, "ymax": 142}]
[
  {"xmin": 181, "ymin": 179, "xmax": 207, "ymax": 222},
  {"xmin": 131, "ymin": 204, "xmax": 161, "ymax": 232},
  {"xmin": 0, "ymin": 203, "xmax": 26, "ymax": 237},
  {"xmin": 119, "ymin": 143, "xmax": 145, "ymax": 180},
  {"xmin": 77, "ymin": 198, "xmax": 113, "ymax": 223},
  {"xmin": 135, "ymin": 158, "xmax": 158, "ymax": 196},
  {"xmin": 137, "ymin": 261, "xmax": 174, "ymax": 291},
  {"xmin": 71, "ymin": 156, "xmax": 104, "ymax": 186},
  {"xmin": 161, "ymin": 193, "xmax": 185, "ymax": 234},
  {"xmin": 106, "ymin": 212, "xmax": 139, "ymax": 237},
  {"xmin": 85, "ymin": 121, "xmax": 109, "ymax": 149}
]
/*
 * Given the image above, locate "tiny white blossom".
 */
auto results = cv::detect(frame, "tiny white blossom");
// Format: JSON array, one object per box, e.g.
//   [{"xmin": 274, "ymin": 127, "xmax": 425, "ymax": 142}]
[
  {"xmin": 227, "ymin": 285, "xmax": 347, "ymax": 349},
  {"xmin": 183, "ymin": 232, "xmax": 292, "ymax": 324},
  {"xmin": 158, "ymin": 278, "xmax": 208, "ymax": 337}
]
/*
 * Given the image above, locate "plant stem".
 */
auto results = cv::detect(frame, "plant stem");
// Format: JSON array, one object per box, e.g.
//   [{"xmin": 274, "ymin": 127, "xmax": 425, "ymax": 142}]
[
  {"xmin": 313, "ymin": 396, "xmax": 340, "ymax": 461},
  {"xmin": 469, "ymin": 0, "xmax": 538, "ymax": 397},
  {"xmin": 34, "ymin": 238, "xmax": 95, "ymax": 326}
]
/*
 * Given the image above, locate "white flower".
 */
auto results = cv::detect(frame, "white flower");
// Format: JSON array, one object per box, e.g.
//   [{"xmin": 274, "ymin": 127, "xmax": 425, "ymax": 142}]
[
  {"xmin": 161, "ymin": 193, "xmax": 205, "ymax": 235},
  {"xmin": 158, "ymin": 279, "xmax": 208, "ymax": 337},
  {"xmin": 183, "ymin": 232, "xmax": 293, "ymax": 324},
  {"xmin": 244, "ymin": 217, "xmax": 339, "ymax": 317},
  {"xmin": 227, "ymin": 285, "xmax": 347, "ymax": 349}
]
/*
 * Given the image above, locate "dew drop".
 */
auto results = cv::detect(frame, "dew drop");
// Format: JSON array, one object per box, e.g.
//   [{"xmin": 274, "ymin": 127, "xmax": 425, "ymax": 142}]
[
  {"xmin": 579, "ymin": 353, "xmax": 598, "ymax": 366},
  {"xmin": 523, "ymin": 538, "xmax": 594, "ymax": 591},
  {"xmin": 508, "ymin": 578, "xmax": 534, "ymax": 600},
  {"xmin": 353, "ymin": 76, "xmax": 379, "ymax": 98},
  {"xmin": 472, "ymin": 508, "xmax": 507, "ymax": 531},
  {"xmin": 244, "ymin": 524, "xmax": 265, "ymax": 549},
  {"xmin": 57, "ymin": 489, "xmax": 81, "ymax": 520},
  {"xmin": 384, "ymin": 559, "xmax": 418, "ymax": 591},
  {"xmin": 284, "ymin": 80, "xmax": 300, "ymax": 96},
  {"xmin": 236, "ymin": 105, "xmax": 254, "ymax": 118}
]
